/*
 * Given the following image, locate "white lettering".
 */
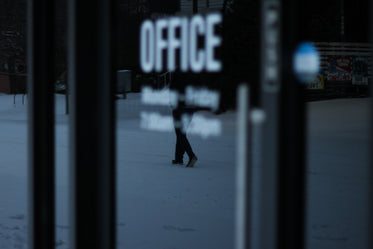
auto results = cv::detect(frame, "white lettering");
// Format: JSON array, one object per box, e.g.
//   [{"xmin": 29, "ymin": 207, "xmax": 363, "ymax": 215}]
[
  {"xmin": 266, "ymin": 66, "xmax": 278, "ymax": 80},
  {"xmin": 139, "ymin": 13, "xmax": 222, "ymax": 73},
  {"xmin": 140, "ymin": 112, "xmax": 174, "ymax": 132},
  {"xmin": 167, "ymin": 18, "xmax": 181, "ymax": 71},
  {"xmin": 181, "ymin": 17, "xmax": 189, "ymax": 72},
  {"xmin": 141, "ymin": 86, "xmax": 220, "ymax": 111},
  {"xmin": 155, "ymin": 19, "xmax": 168, "ymax": 72},
  {"xmin": 206, "ymin": 13, "xmax": 222, "ymax": 72},
  {"xmin": 185, "ymin": 86, "xmax": 220, "ymax": 111},
  {"xmin": 140, "ymin": 21, "xmax": 154, "ymax": 73},
  {"xmin": 189, "ymin": 15, "xmax": 205, "ymax": 72},
  {"xmin": 266, "ymin": 10, "xmax": 278, "ymax": 27},
  {"xmin": 141, "ymin": 87, "xmax": 178, "ymax": 107},
  {"xmin": 140, "ymin": 111, "xmax": 222, "ymax": 138},
  {"xmin": 182, "ymin": 114, "xmax": 222, "ymax": 139}
]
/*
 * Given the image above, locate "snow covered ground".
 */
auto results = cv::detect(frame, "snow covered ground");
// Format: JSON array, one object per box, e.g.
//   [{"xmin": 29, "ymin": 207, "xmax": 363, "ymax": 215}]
[
  {"xmin": 0, "ymin": 93, "xmax": 370, "ymax": 249},
  {"xmin": 306, "ymin": 97, "xmax": 370, "ymax": 249}
]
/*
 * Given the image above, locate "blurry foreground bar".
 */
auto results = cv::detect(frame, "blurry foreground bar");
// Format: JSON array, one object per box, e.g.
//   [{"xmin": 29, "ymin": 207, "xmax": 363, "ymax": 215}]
[
  {"xmin": 367, "ymin": 1, "xmax": 373, "ymax": 248},
  {"xmin": 257, "ymin": 0, "xmax": 281, "ymax": 249},
  {"xmin": 235, "ymin": 85, "xmax": 250, "ymax": 249},
  {"xmin": 278, "ymin": 0, "xmax": 307, "ymax": 248},
  {"xmin": 68, "ymin": 0, "xmax": 117, "ymax": 248},
  {"xmin": 257, "ymin": 0, "xmax": 307, "ymax": 248},
  {"xmin": 27, "ymin": 0, "xmax": 56, "ymax": 248}
]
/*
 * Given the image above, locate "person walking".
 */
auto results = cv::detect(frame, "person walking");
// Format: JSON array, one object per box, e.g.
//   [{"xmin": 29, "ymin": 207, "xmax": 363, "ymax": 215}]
[
  {"xmin": 170, "ymin": 70, "xmax": 199, "ymax": 167},
  {"xmin": 172, "ymin": 102, "xmax": 198, "ymax": 167}
]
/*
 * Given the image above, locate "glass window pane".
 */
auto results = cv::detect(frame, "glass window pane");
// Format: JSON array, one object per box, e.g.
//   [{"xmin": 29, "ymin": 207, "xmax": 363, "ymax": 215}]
[
  {"xmin": 115, "ymin": 1, "xmax": 258, "ymax": 248},
  {"xmin": 305, "ymin": 1, "xmax": 371, "ymax": 249},
  {"xmin": 0, "ymin": 0, "xmax": 28, "ymax": 247}
]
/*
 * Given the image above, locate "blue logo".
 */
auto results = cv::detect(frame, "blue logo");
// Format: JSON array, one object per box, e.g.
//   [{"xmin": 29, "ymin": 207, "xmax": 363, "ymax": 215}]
[{"xmin": 293, "ymin": 42, "xmax": 320, "ymax": 84}]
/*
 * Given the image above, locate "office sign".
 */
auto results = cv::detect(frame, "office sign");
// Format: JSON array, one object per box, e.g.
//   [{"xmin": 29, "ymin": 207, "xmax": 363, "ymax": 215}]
[{"xmin": 140, "ymin": 13, "xmax": 222, "ymax": 73}]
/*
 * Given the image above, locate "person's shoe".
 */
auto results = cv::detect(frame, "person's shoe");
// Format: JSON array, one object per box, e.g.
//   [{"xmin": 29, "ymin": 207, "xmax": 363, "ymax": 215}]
[
  {"xmin": 172, "ymin": 159, "xmax": 183, "ymax": 165},
  {"xmin": 186, "ymin": 156, "xmax": 198, "ymax": 168}
]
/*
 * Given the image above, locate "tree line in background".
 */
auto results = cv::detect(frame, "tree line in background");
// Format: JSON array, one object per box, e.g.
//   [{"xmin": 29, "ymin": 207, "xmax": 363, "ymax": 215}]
[{"xmin": 0, "ymin": 0, "xmax": 26, "ymax": 94}]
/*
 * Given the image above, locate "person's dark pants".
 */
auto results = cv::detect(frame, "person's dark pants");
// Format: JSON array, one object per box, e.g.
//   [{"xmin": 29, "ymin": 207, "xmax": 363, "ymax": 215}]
[
  {"xmin": 174, "ymin": 127, "xmax": 195, "ymax": 162},
  {"xmin": 173, "ymin": 109, "xmax": 195, "ymax": 162}
]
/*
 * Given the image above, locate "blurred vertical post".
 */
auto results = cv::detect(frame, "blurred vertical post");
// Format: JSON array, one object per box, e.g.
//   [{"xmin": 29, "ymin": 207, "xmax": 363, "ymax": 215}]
[
  {"xmin": 258, "ymin": 0, "xmax": 281, "ymax": 249},
  {"xmin": 278, "ymin": 0, "xmax": 307, "ymax": 248},
  {"xmin": 68, "ymin": 0, "xmax": 117, "ymax": 248},
  {"xmin": 248, "ymin": 108, "xmax": 265, "ymax": 249},
  {"xmin": 235, "ymin": 84, "xmax": 250, "ymax": 249},
  {"xmin": 369, "ymin": 0, "xmax": 373, "ymax": 248},
  {"xmin": 235, "ymin": 84, "xmax": 266, "ymax": 249},
  {"xmin": 27, "ymin": 0, "xmax": 56, "ymax": 248}
]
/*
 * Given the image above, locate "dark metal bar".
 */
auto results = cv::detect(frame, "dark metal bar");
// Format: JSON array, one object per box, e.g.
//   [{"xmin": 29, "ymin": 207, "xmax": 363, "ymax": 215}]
[
  {"xmin": 68, "ymin": 0, "xmax": 117, "ymax": 248},
  {"xmin": 369, "ymin": 0, "xmax": 373, "ymax": 248},
  {"xmin": 258, "ymin": 1, "xmax": 281, "ymax": 248},
  {"xmin": 27, "ymin": 0, "xmax": 56, "ymax": 248},
  {"xmin": 193, "ymin": 0, "xmax": 198, "ymax": 13},
  {"xmin": 277, "ymin": 0, "xmax": 307, "ymax": 248},
  {"xmin": 65, "ymin": 81, "xmax": 69, "ymax": 114}
]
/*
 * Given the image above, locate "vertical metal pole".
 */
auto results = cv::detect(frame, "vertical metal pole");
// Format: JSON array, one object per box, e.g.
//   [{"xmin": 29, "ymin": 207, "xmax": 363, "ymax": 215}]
[
  {"xmin": 369, "ymin": 1, "xmax": 373, "ymax": 248},
  {"xmin": 68, "ymin": 0, "xmax": 117, "ymax": 248},
  {"xmin": 277, "ymin": 0, "xmax": 306, "ymax": 248},
  {"xmin": 27, "ymin": 0, "xmax": 55, "ymax": 248},
  {"xmin": 249, "ymin": 108, "xmax": 265, "ymax": 249},
  {"xmin": 235, "ymin": 84, "xmax": 266, "ymax": 249},
  {"xmin": 258, "ymin": 1, "xmax": 281, "ymax": 249},
  {"xmin": 235, "ymin": 85, "xmax": 250, "ymax": 249}
]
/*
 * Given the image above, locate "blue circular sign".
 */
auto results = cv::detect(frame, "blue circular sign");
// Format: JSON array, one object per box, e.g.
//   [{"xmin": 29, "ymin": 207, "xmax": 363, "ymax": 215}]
[{"xmin": 293, "ymin": 42, "xmax": 320, "ymax": 84}]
